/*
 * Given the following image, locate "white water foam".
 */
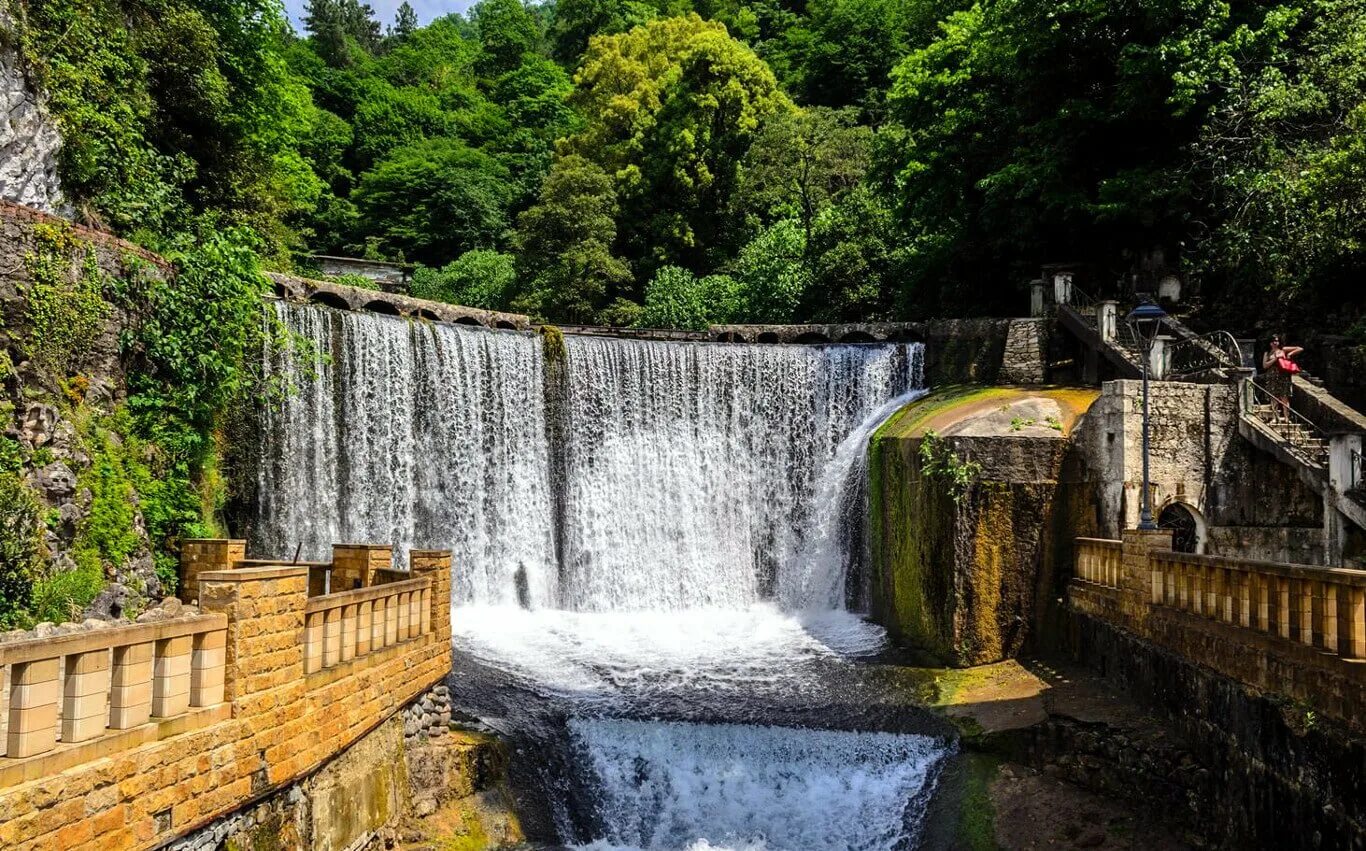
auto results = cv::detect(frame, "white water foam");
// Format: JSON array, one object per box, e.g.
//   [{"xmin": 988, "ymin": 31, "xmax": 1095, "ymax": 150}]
[
  {"xmin": 453, "ymin": 605, "xmax": 888, "ymax": 703},
  {"xmin": 568, "ymin": 718, "xmax": 947, "ymax": 851}
]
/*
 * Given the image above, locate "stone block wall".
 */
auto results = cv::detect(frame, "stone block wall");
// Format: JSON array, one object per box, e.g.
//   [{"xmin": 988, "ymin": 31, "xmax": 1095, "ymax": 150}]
[
  {"xmin": 0, "ymin": 548, "xmax": 452, "ymax": 850},
  {"xmin": 1067, "ymin": 380, "xmax": 1326, "ymax": 562}
]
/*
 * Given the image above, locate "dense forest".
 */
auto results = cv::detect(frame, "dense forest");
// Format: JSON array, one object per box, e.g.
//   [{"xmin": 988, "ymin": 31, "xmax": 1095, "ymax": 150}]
[{"xmin": 8, "ymin": 0, "xmax": 1366, "ymax": 333}]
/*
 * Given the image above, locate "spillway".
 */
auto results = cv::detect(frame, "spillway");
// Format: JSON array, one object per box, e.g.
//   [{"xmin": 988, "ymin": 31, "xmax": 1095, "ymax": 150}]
[{"xmin": 255, "ymin": 302, "xmax": 947, "ymax": 850}]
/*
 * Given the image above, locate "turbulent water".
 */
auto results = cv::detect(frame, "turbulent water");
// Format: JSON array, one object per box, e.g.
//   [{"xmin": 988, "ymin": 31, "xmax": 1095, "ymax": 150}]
[{"xmin": 257, "ymin": 302, "xmax": 949, "ymax": 850}]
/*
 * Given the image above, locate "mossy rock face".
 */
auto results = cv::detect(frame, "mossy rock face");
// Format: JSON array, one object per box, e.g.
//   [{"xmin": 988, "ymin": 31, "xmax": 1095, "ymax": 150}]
[{"xmin": 869, "ymin": 386, "xmax": 1099, "ymax": 666}]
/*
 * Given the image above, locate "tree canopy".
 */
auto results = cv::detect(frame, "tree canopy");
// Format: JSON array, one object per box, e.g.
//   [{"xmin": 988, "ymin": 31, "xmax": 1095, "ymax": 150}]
[{"xmin": 12, "ymin": 0, "xmax": 1366, "ymax": 333}]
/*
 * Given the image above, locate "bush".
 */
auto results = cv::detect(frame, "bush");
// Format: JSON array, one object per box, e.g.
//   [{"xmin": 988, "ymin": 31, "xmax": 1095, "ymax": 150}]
[
  {"xmin": 0, "ymin": 472, "xmax": 46, "ymax": 628},
  {"xmin": 410, "ymin": 250, "xmax": 517, "ymax": 310}
]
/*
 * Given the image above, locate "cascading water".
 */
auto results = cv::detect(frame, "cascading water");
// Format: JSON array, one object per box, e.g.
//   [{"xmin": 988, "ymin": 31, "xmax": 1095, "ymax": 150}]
[{"xmin": 257, "ymin": 302, "xmax": 950, "ymax": 850}]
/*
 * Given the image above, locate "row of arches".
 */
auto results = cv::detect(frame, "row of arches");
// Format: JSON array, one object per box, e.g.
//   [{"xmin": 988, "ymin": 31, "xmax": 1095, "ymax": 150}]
[{"xmin": 288, "ymin": 285, "xmax": 519, "ymax": 330}]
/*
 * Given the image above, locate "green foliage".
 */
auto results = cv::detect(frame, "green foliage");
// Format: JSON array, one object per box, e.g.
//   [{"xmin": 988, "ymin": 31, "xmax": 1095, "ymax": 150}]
[
  {"xmin": 565, "ymin": 14, "xmax": 792, "ymax": 276},
  {"xmin": 639, "ymin": 266, "xmax": 743, "ymax": 329},
  {"xmin": 411, "ymin": 250, "xmax": 519, "ymax": 310},
  {"xmin": 354, "ymin": 138, "xmax": 512, "ymax": 264},
  {"xmin": 327, "ymin": 273, "xmax": 380, "ymax": 290},
  {"xmin": 514, "ymin": 154, "xmax": 631, "ymax": 322},
  {"xmin": 738, "ymin": 106, "xmax": 872, "ymax": 240},
  {"xmin": 918, "ymin": 430, "xmax": 981, "ymax": 503},
  {"xmin": 0, "ymin": 472, "xmax": 46, "ymax": 629},
  {"xmin": 473, "ymin": 0, "xmax": 543, "ymax": 76},
  {"xmin": 731, "ymin": 219, "xmax": 810, "ymax": 323},
  {"xmin": 21, "ymin": 223, "xmax": 111, "ymax": 376}
]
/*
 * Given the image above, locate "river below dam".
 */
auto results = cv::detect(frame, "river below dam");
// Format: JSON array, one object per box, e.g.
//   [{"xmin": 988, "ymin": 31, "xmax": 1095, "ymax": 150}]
[{"xmin": 256, "ymin": 302, "xmax": 959, "ymax": 850}]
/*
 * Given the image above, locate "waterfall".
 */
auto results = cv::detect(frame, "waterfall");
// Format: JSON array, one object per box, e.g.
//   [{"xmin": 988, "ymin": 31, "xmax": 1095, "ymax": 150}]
[
  {"xmin": 257, "ymin": 302, "xmax": 947, "ymax": 851},
  {"xmin": 255, "ymin": 302, "xmax": 558, "ymax": 605},
  {"xmin": 257, "ymin": 302, "xmax": 924, "ymax": 614},
  {"xmin": 569, "ymin": 718, "xmax": 945, "ymax": 851}
]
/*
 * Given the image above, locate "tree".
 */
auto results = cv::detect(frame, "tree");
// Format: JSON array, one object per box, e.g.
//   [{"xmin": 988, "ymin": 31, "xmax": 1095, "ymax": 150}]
[
  {"xmin": 514, "ymin": 155, "xmax": 631, "ymax": 322},
  {"xmin": 411, "ymin": 250, "xmax": 519, "ymax": 309},
  {"xmin": 738, "ymin": 106, "xmax": 871, "ymax": 242},
  {"xmin": 732, "ymin": 219, "xmax": 810, "ymax": 323},
  {"xmin": 638, "ymin": 266, "xmax": 744, "ymax": 329},
  {"xmin": 879, "ymin": 0, "xmax": 1229, "ymax": 315},
  {"xmin": 565, "ymin": 14, "xmax": 791, "ymax": 277},
  {"xmin": 472, "ymin": 0, "xmax": 542, "ymax": 76},
  {"xmin": 304, "ymin": 0, "xmax": 383, "ymax": 64},
  {"xmin": 805, "ymin": 186, "xmax": 905, "ymax": 320},
  {"xmin": 353, "ymin": 137, "xmax": 512, "ymax": 263},
  {"xmin": 393, "ymin": 2, "xmax": 419, "ymax": 38},
  {"xmin": 1178, "ymin": 0, "xmax": 1366, "ymax": 332}
]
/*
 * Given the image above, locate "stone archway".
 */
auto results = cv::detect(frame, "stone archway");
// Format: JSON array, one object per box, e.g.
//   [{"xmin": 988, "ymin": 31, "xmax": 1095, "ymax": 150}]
[{"xmin": 1158, "ymin": 502, "xmax": 1205, "ymax": 554}]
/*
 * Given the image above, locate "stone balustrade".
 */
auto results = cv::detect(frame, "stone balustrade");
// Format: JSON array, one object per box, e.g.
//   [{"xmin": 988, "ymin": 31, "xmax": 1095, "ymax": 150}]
[
  {"xmin": 1074, "ymin": 537, "xmax": 1122, "ymax": 589},
  {"xmin": 1149, "ymin": 551, "xmax": 1366, "ymax": 660},
  {"xmin": 303, "ymin": 577, "xmax": 431, "ymax": 675},
  {"xmin": 1070, "ymin": 532, "xmax": 1366, "ymax": 729},
  {"xmin": 0, "ymin": 616, "xmax": 227, "ymax": 782},
  {"xmin": 0, "ymin": 543, "xmax": 452, "ymax": 849}
]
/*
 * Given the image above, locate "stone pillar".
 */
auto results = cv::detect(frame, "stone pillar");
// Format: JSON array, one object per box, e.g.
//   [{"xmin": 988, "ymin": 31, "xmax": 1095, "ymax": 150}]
[
  {"xmin": 1149, "ymin": 335, "xmax": 1172, "ymax": 381},
  {"xmin": 1097, "ymin": 301, "xmax": 1118, "ymax": 343},
  {"xmin": 197, "ymin": 566, "xmax": 308, "ymax": 709},
  {"xmin": 1329, "ymin": 434, "xmax": 1363, "ymax": 494},
  {"xmin": 179, "ymin": 539, "xmax": 246, "ymax": 604},
  {"xmin": 331, "ymin": 544, "xmax": 393, "ymax": 591},
  {"xmin": 409, "ymin": 550, "xmax": 452, "ymax": 644},
  {"xmin": 1120, "ymin": 528, "xmax": 1174, "ymax": 629},
  {"xmin": 1053, "ymin": 272, "xmax": 1074, "ymax": 306},
  {"xmin": 1030, "ymin": 280, "xmax": 1046, "ymax": 317}
]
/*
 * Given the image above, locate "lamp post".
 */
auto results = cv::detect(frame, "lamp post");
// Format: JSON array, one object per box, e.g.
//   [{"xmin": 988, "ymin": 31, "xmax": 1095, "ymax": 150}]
[{"xmin": 1126, "ymin": 300, "xmax": 1168, "ymax": 531}]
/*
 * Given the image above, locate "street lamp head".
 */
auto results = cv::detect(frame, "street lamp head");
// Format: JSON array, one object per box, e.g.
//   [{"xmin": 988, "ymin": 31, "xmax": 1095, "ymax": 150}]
[{"xmin": 1125, "ymin": 300, "xmax": 1168, "ymax": 344}]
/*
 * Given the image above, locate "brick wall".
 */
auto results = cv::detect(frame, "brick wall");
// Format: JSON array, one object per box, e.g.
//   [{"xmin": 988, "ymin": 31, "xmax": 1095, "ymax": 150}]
[{"xmin": 0, "ymin": 549, "xmax": 452, "ymax": 850}]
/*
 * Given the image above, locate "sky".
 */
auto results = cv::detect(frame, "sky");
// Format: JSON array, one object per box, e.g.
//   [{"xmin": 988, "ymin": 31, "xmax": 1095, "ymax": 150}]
[{"xmin": 283, "ymin": 0, "xmax": 475, "ymax": 32}]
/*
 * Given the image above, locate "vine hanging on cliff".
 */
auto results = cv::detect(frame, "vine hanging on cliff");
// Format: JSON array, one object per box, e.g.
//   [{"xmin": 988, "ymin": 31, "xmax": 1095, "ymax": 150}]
[{"xmin": 918, "ymin": 430, "xmax": 981, "ymax": 504}]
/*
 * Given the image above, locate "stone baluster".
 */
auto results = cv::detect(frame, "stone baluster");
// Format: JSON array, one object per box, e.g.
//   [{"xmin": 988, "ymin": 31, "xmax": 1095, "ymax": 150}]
[
  {"xmin": 7, "ymin": 658, "xmax": 60, "ymax": 758},
  {"xmin": 357, "ymin": 600, "xmax": 372, "ymax": 657},
  {"xmin": 109, "ymin": 642, "xmax": 153, "ymax": 729},
  {"xmin": 323, "ymin": 608, "xmax": 341, "ymax": 669},
  {"xmin": 372, "ymin": 597, "xmax": 388, "ymax": 651},
  {"xmin": 62, "ymin": 650, "xmax": 111, "ymax": 743},
  {"xmin": 1299, "ymin": 580, "xmax": 1314, "ymax": 646},
  {"xmin": 396, "ymin": 591, "xmax": 411, "ymax": 641},
  {"xmin": 1324, "ymin": 583, "xmax": 1340, "ymax": 654},
  {"xmin": 152, "ymin": 636, "xmax": 191, "ymax": 717},
  {"xmin": 304, "ymin": 611, "xmax": 323, "ymax": 675},
  {"xmin": 341, "ymin": 604, "xmax": 357, "ymax": 663},
  {"xmin": 191, "ymin": 630, "xmax": 226, "ymax": 706},
  {"xmin": 1347, "ymin": 587, "xmax": 1366, "ymax": 659},
  {"xmin": 385, "ymin": 594, "xmax": 399, "ymax": 646}
]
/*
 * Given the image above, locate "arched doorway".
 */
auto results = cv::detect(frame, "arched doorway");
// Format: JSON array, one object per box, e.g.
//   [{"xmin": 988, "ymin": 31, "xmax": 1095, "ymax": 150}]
[{"xmin": 1157, "ymin": 503, "xmax": 1202, "ymax": 554}]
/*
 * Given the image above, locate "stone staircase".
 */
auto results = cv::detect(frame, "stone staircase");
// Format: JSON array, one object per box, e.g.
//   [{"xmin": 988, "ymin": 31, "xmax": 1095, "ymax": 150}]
[{"xmin": 1243, "ymin": 400, "xmax": 1330, "ymax": 470}]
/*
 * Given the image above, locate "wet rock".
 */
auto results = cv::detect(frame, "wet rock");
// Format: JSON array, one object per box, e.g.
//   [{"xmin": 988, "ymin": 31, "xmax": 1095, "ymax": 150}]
[{"xmin": 56, "ymin": 502, "xmax": 82, "ymax": 540}]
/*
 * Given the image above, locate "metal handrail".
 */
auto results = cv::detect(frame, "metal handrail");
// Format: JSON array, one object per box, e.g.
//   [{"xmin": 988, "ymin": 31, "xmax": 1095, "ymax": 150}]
[
  {"xmin": 1242, "ymin": 379, "xmax": 1329, "ymax": 464},
  {"xmin": 1166, "ymin": 330, "xmax": 1244, "ymax": 379}
]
